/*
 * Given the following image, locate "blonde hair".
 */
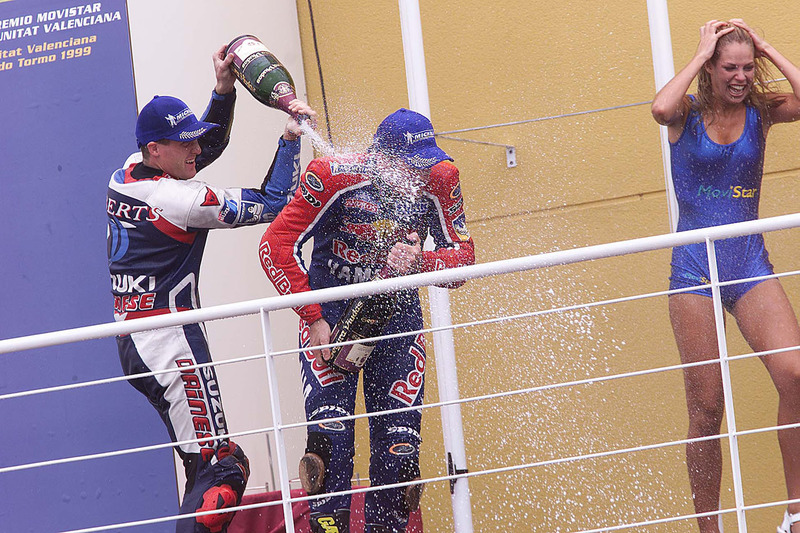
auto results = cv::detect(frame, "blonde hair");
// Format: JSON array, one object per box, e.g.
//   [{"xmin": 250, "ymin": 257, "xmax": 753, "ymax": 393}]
[{"xmin": 694, "ymin": 23, "xmax": 777, "ymax": 121}]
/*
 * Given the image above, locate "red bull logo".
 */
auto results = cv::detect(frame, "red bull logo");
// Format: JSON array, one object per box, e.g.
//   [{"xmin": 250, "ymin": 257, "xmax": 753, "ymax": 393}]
[
  {"xmin": 300, "ymin": 322, "xmax": 344, "ymax": 387},
  {"xmin": 389, "ymin": 334, "xmax": 426, "ymax": 406}
]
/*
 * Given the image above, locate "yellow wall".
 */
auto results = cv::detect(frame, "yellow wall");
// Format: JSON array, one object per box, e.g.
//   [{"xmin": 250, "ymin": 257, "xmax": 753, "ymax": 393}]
[{"xmin": 294, "ymin": 2, "xmax": 800, "ymax": 530}]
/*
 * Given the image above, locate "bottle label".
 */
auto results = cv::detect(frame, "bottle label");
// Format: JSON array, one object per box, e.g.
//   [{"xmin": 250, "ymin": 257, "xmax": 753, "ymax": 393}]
[
  {"xmin": 329, "ymin": 342, "xmax": 374, "ymax": 374},
  {"xmin": 345, "ymin": 343, "xmax": 374, "ymax": 367},
  {"xmin": 230, "ymin": 38, "xmax": 269, "ymax": 64},
  {"xmin": 271, "ymin": 81, "xmax": 295, "ymax": 105}
]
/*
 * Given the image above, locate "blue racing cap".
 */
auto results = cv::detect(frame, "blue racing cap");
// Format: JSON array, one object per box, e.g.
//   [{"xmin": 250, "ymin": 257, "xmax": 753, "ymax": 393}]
[
  {"xmin": 373, "ymin": 108, "xmax": 453, "ymax": 169},
  {"xmin": 135, "ymin": 95, "xmax": 219, "ymax": 147}
]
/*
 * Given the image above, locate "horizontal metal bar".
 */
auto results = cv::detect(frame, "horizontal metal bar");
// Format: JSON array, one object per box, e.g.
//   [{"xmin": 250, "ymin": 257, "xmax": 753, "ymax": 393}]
[{"xmin": 4, "ymin": 213, "xmax": 800, "ymax": 355}]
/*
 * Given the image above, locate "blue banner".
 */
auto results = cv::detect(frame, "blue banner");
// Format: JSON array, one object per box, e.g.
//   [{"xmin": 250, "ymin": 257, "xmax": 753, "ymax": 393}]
[{"xmin": 0, "ymin": 1, "xmax": 176, "ymax": 531}]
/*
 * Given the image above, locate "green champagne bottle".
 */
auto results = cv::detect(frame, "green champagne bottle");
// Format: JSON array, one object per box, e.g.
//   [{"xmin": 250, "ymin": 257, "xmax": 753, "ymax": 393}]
[{"xmin": 225, "ymin": 35, "xmax": 299, "ymax": 116}]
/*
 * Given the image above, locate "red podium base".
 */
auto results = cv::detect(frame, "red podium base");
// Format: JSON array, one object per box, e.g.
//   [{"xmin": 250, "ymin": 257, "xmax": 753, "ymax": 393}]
[{"xmin": 228, "ymin": 488, "xmax": 423, "ymax": 533}]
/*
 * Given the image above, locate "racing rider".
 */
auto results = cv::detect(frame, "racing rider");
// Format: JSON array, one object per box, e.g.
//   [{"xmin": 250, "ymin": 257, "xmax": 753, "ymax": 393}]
[
  {"xmin": 259, "ymin": 108, "xmax": 475, "ymax": 533},
  {"xmin": 106, "ymin": 46, "xmax": 315, "ymax": 533}
]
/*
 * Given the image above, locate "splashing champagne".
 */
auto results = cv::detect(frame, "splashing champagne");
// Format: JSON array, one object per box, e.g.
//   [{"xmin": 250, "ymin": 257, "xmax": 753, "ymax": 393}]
[{"xmin": 225, "ymin": 35, "xmax": 300, "ymax": 117}]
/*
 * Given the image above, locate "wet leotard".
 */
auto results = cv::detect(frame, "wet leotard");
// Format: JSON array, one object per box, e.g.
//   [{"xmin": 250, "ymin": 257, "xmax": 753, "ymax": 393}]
[{"xmin": 669, "ymin": 97, "xmax": 772, "ymax": 310}]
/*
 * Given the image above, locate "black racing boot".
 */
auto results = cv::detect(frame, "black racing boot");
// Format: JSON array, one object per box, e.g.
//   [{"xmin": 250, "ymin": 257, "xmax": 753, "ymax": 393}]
[{"xmin": 301, "ymin": 432, "xmax": 332, "ymax": 495}]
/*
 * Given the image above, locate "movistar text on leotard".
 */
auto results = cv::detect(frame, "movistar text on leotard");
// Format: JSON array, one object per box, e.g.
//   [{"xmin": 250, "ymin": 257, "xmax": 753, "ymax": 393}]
[{"xmin": 697, "ymin": 185, "xmax": 758, "ymax": 199}]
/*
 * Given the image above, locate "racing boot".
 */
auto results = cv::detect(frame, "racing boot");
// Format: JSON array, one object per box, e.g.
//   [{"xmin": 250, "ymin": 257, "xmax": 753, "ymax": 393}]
[
  {"xmin": 309, "ymin": 509, "xmax": 350, "ymax": 533},
  {"xmin": 194, "ymin": 441, "xmax": 250, "ymax": 533},
  {"xmin": 195, "ymin": 483, "xmax": 239, "ymax": 533}
]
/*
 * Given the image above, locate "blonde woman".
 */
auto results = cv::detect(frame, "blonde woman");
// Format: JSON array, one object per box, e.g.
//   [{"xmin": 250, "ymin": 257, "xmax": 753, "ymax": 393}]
[{"xmin": 652, "ymin": 19, "xmax": 800, "ymax": 533}]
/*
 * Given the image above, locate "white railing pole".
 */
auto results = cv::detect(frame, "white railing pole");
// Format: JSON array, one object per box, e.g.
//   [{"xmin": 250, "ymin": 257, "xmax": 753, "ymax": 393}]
[
  {"xmin": 706, "ymin": 239, "xmax": 747, "ymax": 532},
  {"xmin": 428, "ymin": 289, "xmax": 475, "ymax": 532},
  {"xmin": 646, "ymin": 0, "xmax": 679, "ymax": 232},
  {"xmin": 398, "ymin": 0, "xmax": 430, "ymax": 115},
  {"xmin": 398, "ymin": 1, "xmax": 475, "ymax": 530},
  {"xmin": 260, "ymin": 309, "xmax": 295, "ymax": 533}
]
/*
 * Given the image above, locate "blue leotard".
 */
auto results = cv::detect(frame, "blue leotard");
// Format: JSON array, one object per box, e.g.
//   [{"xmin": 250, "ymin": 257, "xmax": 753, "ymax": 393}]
[{"xmin": 669, "ymin": 97, "xmax": 772, "ymax": 310}]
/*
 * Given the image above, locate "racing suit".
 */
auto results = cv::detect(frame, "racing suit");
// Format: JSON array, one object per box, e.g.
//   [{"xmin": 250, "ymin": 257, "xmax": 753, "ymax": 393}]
[
  {"xmin": 106, "ymin": 89, "xmax": 301, "ymax": 533},
  {"xmin": 259, "ymin": 153, "xmax": 475, "ymax": 532}
]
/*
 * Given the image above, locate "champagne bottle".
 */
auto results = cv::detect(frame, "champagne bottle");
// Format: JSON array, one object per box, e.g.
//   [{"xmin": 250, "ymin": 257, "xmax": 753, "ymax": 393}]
[
  {"xmin": 225, "ymin": 35, "xmax": 299, "ymax": 116},
  {"xmin": 327, "ymin": 268, "xmax": 398, "ymax": 374}
]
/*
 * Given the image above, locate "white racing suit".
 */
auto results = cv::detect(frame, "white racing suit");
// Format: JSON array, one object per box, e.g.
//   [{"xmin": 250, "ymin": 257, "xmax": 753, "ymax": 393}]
[{"xmin": 106, "ymin": 89, "xmax": 301, "ymax": 532}]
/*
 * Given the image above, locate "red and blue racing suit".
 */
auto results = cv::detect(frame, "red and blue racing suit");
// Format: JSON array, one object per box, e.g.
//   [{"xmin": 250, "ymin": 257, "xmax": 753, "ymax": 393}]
[{"xmin": 259, "ymin": 153, "xmax": 475, "ymax": 532}]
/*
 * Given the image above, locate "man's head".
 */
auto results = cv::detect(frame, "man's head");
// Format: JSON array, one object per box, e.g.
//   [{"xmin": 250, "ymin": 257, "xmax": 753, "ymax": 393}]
[
  {"xmin": 372, "ymin": 108, "xmax": 452, "ymax": 170},
  {"xmin": 135, "ymin": 95, "xmax": 219, "ymax": 180}
]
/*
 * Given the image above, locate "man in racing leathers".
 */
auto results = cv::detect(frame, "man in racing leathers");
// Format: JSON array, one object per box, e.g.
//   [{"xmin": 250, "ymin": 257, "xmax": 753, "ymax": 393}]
[
  {"xmin": 106, "ymin": 46, "xmax": 315, "ymax": 533},
  {"xmin": 259, "ymin": 108, "xmax": 475, "ymax": 533}
]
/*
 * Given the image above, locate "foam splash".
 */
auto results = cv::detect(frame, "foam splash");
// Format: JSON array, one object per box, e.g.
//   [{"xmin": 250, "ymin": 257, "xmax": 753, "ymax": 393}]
[{"xmin": 299, "ymin": 119, "xmax": 335, "ymax": 157}]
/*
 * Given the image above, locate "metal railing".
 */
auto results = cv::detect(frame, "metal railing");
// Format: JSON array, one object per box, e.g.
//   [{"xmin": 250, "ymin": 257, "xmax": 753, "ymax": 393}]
[{"xmin": 4, "ymin": 213, "xmax": 800, "ymax": 532}]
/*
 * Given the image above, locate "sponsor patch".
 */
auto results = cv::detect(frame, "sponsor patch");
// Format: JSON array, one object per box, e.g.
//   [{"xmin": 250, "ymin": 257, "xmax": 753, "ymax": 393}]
[
  {"xmin": 165, "ymin": 107, "xmax": 192, "ymax": 127},
  {"xmin": 299, "ymin": 182, "xmax": 321, "ymax": 208},
  {"xmin": 241, "ymin": 201, "xmax": 264, "ymax": 224},
  {"xmin": 447, "ymin": 197, "xmax": 464, "ymax": 215},
  {"xmin": 316, "ymin": 517, "xmax": 340, "ymax": 532},
  {"xmin": 404, "ymin": 129, "xmax": 434, "ymax": 144},
  {"xmin": 452, "ymin": 213, "xmax": 470, "ymax": 239},
  {"xmin": 388, "ymin": 334, "xmax": 426, "ymax": 406},
  {"xmin": 305, "ymin": 171, "xmax": 324, "ymax": 192},
  {"xmin": 259, "ymin": 241, "xmax": 292, "ymax": 294},
  {"xmin": 344, "ymin": 197, "xmax": 378, "ymax": 213},
  {"xmin": 218, "ymin": 201, "xmax": 233, "ymax": 223},
  {"xmin": 201, "ymin": 187, "xmax": 220, "ymax": 206},
  {"xmin": 389, "ymin": 442, "xmax": 417, "ymax": 456},
  {"xmin": 318, "ymin": 420, "xmax": 346, "ymax": 432},
  {"xmin": 342, "ymin": 219, "xmax": 402, "ymax": 242},
  {"xmin": 329, "ymin": 161, "xmax": 368, "ymax": 176},
  {"xmin": 309, "ymin": 405, "xmax": 350, "ymax": 420},
  {"xmin": 300, "ymin": 324, "xmax": 345, "ymax": 387},
  {"xmin": 450, "ymin": 183, "xmax": 462, "ymax": 199},
  {"xmin": 388, "ymin": 425, "xmax": 422, "ymax": 441},
  {"xmin": 697, "ymin": 184, "xmax": 758, "ymax": 199}
]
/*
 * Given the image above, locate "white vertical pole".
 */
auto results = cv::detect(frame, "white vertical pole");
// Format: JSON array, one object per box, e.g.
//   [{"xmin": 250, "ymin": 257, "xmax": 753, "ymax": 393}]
[
  {"xmin": 398, "ymin": 0, "xmax": 430, "ymax": 115},
  {"xmin": 398, "ymin": 1, "xmax": 474, "ymax": 531},
  {"xmin": 706, "ymin": 239, "xmax": 747, "ymax": 532},
  {"xmin": 651, "ymin": 4, "xmax": 727, "ymax": 529},
  {"xmin": 260, "ymin": 308, "xmax": 296, "ymax": 533},
  {"xmin": 646, "ymin": 0, "xmax": 679, "ymax": 232},
  {"xmin": 427, "ymin": 290, "xmax": 474, "ymax": 533}
]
